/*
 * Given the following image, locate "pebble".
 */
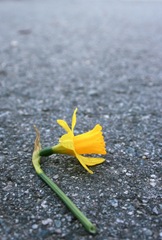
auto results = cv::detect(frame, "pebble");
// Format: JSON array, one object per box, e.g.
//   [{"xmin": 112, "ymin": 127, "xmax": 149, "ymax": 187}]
[
  {"xmin": 0, "ymin": 155, "xmax": 4, "ymax": 162},
  {"xmin": 110, "ymin": 199, "xmax": 118, "ymax": 207},
  {"xmin": 128, "ymin": 211, "xmax": 134, "ymax": 215},
  {"xmin": 41, "ymin": 200, "xmax": 48, "ymax": 208},
  {"xmin": 88, "ymin": 89, "xmax": 98, "ymax": 96},
  {"xmin": 142, "ymin": 198, "xmax": 148, "ymax": 204},
  {"xmin": 42, "ymin": 218, "xmax": 53, "ymax": 225},
  {"xmin": 100, "ymin": 192, "xmax": 104, "ymax": 197},
  {"xmin": 150, "ymin": 178, "xmax": 156, "ymax": 187},
  {"xmin": 15, "ymin": 219, "xmax": 19, "ymax": 223},
  {"xmin": 55, "ymin": 229, "xmax": 62, "ymax": 234},
  {"xmin": 143, "ymin": 228, "xmax": 152, "ymax": 236},
  {"xmin": 104, "ymin": 115, "xmax": 109, "ymax": 119},
  {"xmin": 116, "ymin": 218, "xmax": 124, "ymax": 223},
  {"xmin": 53, "ymin": 174, "xmax": 59, "ymax": 179},
  {"xmin": 126, "ymin": 172, "xmax": 132, "ymax": 177},
  {"xmin": 10, "ymin": 40, "xmax": 18, "ymax": 47},
  {"xmin": 66, "ymin": 215, "xmax": 72, "ymax": 222},
  {"xmin": 18, "ymin": 29, "xmax": 32, "ymax": 35},
  {"xmin": 3, "ymin": 182, "xmax": 13, "ymax": 191},
  {"xmin": 54, "ymin": 220, "xmax": 61, "ymax": 228},
  {"xmin": 152, "ymin": 206, "xmax": 159, "ymax": 215},
  {"xmin": 32, "ymin": 224, "xmax": 38, "ymax": 229},
  {"xmin": 150, "ymin": 174, "xmax": 157, "ymax": 178}
]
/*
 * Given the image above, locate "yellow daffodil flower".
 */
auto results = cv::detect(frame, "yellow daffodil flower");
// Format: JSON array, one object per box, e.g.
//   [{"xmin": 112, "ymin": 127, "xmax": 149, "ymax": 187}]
[
  {"xmin": 52, "ymin": 108, "xmax": 107, "ymax": 174},
  {"xmin": 32, "ymin": 120, "xmax": 98, "ymax": 234}
]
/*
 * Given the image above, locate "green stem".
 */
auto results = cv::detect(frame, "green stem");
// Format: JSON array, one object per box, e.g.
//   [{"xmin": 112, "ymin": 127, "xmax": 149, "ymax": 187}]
[
  {"xmin": 39, "ymin": 147, "xmax": 54, "ymax": 156},
  {"xmin": 38, "ymin": 172, "xmax": 97, "ymax": 234},
  {"xmin": 32, "ymin": 148, "xmax": 97, "ymax": 234}
]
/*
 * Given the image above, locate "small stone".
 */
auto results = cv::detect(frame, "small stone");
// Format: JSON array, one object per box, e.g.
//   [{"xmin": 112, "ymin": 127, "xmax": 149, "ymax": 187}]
[
  {"xmin": 143, "ymin": 228, "xmax": 152, "ymax": 236},
  {"xmin": 150, "ymin": 178, "xmax": 156, "ymax": 182},
  {"xmin": 150, "ymin": 178, "xmax": 156, "ymax": 187},
  {"xmin": 159, "ymin": 231, "xmax": 162, "ymax": 237},
  {"xmin": 53, "ymin": 174, "xmax": 59, "ymax": 179},
  {"xmin": 152, "ymin": 206, "xmax": 159, "ymax": 215},
  {"xmin": 126, "ymin": 172, "xmax": 132, "ymax": 177},
  {"xmin": 32, "ymin": 224, "xmax": 38, "ymax": 229},
  {"xmin": 150, "ymin": 181, "xmax": 156, "ymax": 187},
  {"xmin": 137, "ymin": 210, "xmax": 143, "ymax": 215},
  {"xmin": 110, "ymin": 199, "xmax": 118, "ymax": 207},
  {"xmin": 72, "ymin": 193, "xmax": 78, "ymax": 197},
  {"xmin": 10, "ymin": 40, "xmax": 18, "ymax": 47},
  {"xmin": 150, "ymin": 174, "xmax": 157, "ymax": 178},
  {"xmin": 42, "ymin": 218, "xmax": 53, "ymax": 225},
  {"xmin": 66, "ymin": 215, "xmax": 72, "ymax": 222},
  {"xmin": 0, "ymin": 155, "xmax": 4, "ymax": 162},
  {"xmin": 3, "ymin": 182, "xmax": 13, "ymax": 191},
  {"xmin": 104, "ymin": 115, "xmax": 109, "ymax": 119},
  {"xmin": 88, "ymin": 89, "xmax": 98, "ymax": 96},
  {"xmin": 142, "ymin": 198, "xmax": 148, "ymax": 204},
  {"xmin": 128, "ymin": 211, "xmax": 134, "ymax": 215},
  {"xmin": 100, "ymin": 192, "xmax": 104, "ymax": 197},
  {"xmin": 55, "ymin": 229, "xmax": 62, "ymax": 234},
  {"xmin": 18, "ymin": 29, "xmax": 32, "ymax": 35},
  {"xmin": 41, "ymin": 200, "xmax": 48, "ymax": 208},
  {"xmin": 116, "ymin": 218, "xmax": 124, "ymax": 223},
  {"xmin": 54, "ymin": 220, "xmax": 61, "ymax": 228}
]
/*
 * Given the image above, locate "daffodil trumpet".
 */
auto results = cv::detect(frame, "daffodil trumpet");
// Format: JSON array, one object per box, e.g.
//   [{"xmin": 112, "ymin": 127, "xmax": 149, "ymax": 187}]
[{"xmin": 32, "ymin": 126, "xmax": 97, "ymax": 234}]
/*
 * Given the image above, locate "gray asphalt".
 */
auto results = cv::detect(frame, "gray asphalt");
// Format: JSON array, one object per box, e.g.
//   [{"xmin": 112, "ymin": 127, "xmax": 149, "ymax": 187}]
[{"xmin": 0, "ymin": 0, "xmax": 162, "ymax": 239}]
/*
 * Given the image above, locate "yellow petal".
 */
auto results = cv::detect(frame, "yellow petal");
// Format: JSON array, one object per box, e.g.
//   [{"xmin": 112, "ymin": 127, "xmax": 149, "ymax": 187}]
[
  {"xmin": 75, "ymin": 152, "xmax": 93, "ymax": 174},
  {"xmin": 71, "ymin": 108, "xmax": 77, "ymax": 132},
  {"xmin": 59, "ymin": 133, "xmax": 74, "ymax": 150},
  {"xmin": 80, "ymin": 156, "xmax": 105, "ymax": 166},
  {"xmin": 57, "ymin": 119, "xmax": 71, "ymax": 133}
]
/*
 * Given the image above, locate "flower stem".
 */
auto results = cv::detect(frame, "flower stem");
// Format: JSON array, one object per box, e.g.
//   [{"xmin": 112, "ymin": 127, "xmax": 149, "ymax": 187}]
[
  {"xmin": 39, "ymin": 147, "xmax": 54, "ymax": 156},
  {"xmin": 38, "ymin": 171, "xmax": 97, "ymax": 234},
  {"xmin": 32, "ymin": 126, "xmax": 97, "ymax": 234}
]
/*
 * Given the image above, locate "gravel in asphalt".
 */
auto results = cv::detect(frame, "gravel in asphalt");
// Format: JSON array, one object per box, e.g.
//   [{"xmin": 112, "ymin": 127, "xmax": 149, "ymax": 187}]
[{"xmin": 0, "ymin": 0, "xmax": 162, "ymax": 239}]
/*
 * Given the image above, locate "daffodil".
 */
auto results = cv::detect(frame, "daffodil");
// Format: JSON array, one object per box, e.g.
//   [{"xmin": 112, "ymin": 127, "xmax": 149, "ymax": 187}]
[
  {"xmin": 32, "ymin": 109, "xmax": 107, "ymax": 234},
  {"xmin": 32, "ymin": 125, "xmax": 97, "ymax": 234},
  {"xmin": 51, "ymin": 108, "xmax": 107, "ymax": 174}
]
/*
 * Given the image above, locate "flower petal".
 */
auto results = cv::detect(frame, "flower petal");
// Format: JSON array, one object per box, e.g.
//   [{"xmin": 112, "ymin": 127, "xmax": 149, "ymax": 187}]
[
  {"xmin": 75, "ymin": 152, "xmax": 93, "ymax": 174},
  {"xmin": 80, "ymin": 156, "xmax": 105, "ymax": 166},
  {"xmin": 59, "ymin": 133, "xmax": 74, "ymax": 150},
  {"xmin": 71, "ymin": 108, "xmax": 77, "ymax": 132},
  {"xmin": 55, "ymin": 109, "xmax": 106, "ymax": 174},
  {"xmin": 57, "ymin": 119, "xmax": 71, "ymax": 133}
]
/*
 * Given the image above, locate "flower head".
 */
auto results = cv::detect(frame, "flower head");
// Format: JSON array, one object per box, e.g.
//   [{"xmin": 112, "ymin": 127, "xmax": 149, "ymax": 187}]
[{"xmin": 52, "ymin": 108, "xmax": 106, "ymax": 174}]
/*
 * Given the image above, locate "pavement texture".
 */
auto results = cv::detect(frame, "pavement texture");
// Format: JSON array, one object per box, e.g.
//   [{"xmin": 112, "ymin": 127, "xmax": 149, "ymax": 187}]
[{"xmin": 0, "ymin": 0, "xmax": 162, "ymax": 239}]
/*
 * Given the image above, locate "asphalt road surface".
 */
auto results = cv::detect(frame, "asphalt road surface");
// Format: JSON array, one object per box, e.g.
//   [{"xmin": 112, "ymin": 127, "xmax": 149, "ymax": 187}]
[{"xmin": 0, "ymin": 0, "xmax": 162, "ymax": 239}]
